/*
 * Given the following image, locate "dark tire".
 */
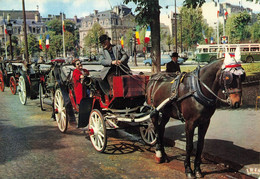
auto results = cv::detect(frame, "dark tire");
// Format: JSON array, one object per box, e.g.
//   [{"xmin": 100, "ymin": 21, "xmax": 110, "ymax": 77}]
[
  {"xmin": 39, "ymin": 83, "xmax": 46, "ymax": 111},
  {"xmin": 145, "ymin": 62, "xmax": 151, "ymax": 66},
  {"xmin": 246, "ymin": 56, "xmax": 254, "ymax": 63}
]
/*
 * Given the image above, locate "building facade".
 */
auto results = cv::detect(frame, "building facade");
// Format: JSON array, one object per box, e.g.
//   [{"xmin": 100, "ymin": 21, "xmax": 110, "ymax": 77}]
[{"xmin": 79, "ymin": 5, "xmax": 135, "ymax": 54}]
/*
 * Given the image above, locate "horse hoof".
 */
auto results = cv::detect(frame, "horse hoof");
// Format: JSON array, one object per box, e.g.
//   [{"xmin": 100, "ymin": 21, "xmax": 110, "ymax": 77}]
[
  {"xmin": 186, "ymin": 172, "xmax": 195, "ymax": 178},
  {"xmin": 195, "ymin": 170, "xmax": 203, "ymax": 178},
  {"xmin": 155, "ymin": 156, "xmax": 163, "ymax": 164}
]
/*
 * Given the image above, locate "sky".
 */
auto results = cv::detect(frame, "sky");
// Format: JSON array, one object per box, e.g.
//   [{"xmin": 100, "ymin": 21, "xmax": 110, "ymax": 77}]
[{"xmin": 0, "ymin": 0, "xmax": 259, "ymax": 19}]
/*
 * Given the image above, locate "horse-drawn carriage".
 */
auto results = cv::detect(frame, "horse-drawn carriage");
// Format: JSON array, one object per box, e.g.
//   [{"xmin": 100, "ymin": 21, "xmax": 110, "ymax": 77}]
[
  {"xmin": 52, "ymin": 63, "xmax": 157, "ymax": 152},
  {"xmin": 0, "ymin": 60, "xmax": 24, "ymax": 94}
]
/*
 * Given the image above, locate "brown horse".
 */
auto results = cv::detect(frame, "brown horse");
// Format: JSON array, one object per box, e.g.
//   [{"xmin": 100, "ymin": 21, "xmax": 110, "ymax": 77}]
[{"xmin": 146, "ymin": 59, "xmax": 245, "ymax": 178}]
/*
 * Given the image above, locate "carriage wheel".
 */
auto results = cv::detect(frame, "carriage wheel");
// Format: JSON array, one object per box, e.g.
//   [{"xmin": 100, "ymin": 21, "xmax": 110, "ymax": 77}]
[
  {"xmin": 89, "ymin": 109, "xmax": 107, "ymax": 152},
  {"xmin": 18, "ymin": 76, "xmax": 27, "ymax": 105},
  {"xmin": 0, "ymin": 71, "xmax": 4, "ymax": 92},
  {"xmin": 39, "ymin": 83, "xmax": 47, "ymax": 111},
  {"xmin": 54, "ymin": 88, "xmax": 68, "ymax": 133},
  {"xmin": 9, "ymin": 76, "xmax": 17, "ymax": 95},
  {"xmin": 140, "ymin": 119, "xmax": 157, "ymax": 146}
]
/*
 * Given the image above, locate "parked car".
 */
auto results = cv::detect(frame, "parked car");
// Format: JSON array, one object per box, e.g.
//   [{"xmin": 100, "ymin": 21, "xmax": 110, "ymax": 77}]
[
  {"xmin": 143, "ymin": 54, "xmax": 185, "ymax": 66},
  {"xmin": 137, "ymin": 53, "xmax": 145, "ymax": 57}
]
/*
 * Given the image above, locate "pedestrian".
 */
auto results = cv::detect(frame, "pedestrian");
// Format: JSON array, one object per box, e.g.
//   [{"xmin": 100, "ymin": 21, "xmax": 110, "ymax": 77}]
[
  {"xmin": 72, "ymin": 59, "xmax": 90, "ymax": 105},
  {"xmin": 99, "ymin": 34, "xmax": 130, "ymax": 89},
  {"xmin": 38, "ymin": 56, "xmax": 45, "ymax": 63},
  {"xmin": 166, "ymin": 52, "xmax": 181, "ymax": 73}
]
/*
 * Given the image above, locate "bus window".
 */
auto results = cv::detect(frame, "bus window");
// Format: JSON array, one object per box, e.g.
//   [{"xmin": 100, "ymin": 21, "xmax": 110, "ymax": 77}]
[
  {"xmin": 203, "ymin": 48, "xmax": 208, "ymax": 52},
  {"xmin": 251, "ymin": 47, "xmax": 259, "ymax": 52},
  {"xmin": 241, "ymin": 48, "xmax": 249, "ymax": 51}
]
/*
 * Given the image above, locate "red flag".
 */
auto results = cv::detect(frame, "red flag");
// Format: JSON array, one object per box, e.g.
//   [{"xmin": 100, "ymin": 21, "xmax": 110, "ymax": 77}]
[
  {"xmin": 4, "ymin": 24, "xmax": 8, "ymax": 34},
  {"xmin": 62, "ymin": 20, "xmax": 65, "ymax": 32}
]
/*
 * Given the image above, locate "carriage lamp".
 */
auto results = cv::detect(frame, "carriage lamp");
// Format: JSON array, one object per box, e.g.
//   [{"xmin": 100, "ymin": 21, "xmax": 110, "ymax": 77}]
[{"xmin": 6, "ymin": 14, "xmax": 13, "ymax": 60}]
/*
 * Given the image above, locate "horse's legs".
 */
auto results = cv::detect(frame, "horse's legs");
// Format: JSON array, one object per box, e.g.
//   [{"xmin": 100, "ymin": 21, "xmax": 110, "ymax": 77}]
[
  {"xmin": 158, "ymin": 114, "xmax": 170, "ymax": 162},
  {"xmin": 184, "ymin": 121, "xmax": 195, "ymax": 178},
  {"xmin": 194, "ymin": 121, "xmax": 210, "ymax": 178},
  {"xmin": 151, "ymin": 111, "xmax": 170, "ymax": 163}
]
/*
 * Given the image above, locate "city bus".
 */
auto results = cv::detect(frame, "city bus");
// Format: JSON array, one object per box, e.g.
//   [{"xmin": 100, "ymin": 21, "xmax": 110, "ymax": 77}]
[{"xmin": 195, "ymin": 43, "xmax": 260, "ymax": 63}]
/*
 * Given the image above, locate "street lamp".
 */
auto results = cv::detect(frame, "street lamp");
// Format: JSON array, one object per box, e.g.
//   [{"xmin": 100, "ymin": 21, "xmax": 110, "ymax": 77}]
[{"xmin": 6, "ymin": 14, "xmax": 13, "ymax": 60}]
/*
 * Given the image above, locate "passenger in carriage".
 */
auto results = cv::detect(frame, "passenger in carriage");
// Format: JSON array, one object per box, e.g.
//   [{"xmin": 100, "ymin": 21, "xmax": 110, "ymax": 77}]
[
  {"xmin": 72, "ymin": 59, "xmax": 90, "ymax": 104},
  {"xmin": 99, "ymin": 34, "xmax": 130, "ymax": 89},
  {"xmin": 166, "ymin": 52, "xmax": 181, "ymax": 73}
]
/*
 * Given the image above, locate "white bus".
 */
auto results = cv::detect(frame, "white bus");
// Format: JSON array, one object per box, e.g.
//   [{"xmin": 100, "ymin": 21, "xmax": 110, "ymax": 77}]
[{"xmin": 195, "ymin": 43, "xmax": 260, "ymax": 63}]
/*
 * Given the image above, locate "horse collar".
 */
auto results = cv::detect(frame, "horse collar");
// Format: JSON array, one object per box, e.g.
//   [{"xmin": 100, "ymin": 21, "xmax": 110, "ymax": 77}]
[{"xmin": 191, "ymin": 67, "xmax": 216, "ymax": 107}]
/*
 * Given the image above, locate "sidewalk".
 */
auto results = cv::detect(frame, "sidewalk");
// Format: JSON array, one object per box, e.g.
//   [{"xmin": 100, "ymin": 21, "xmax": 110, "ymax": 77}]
[{"xmin": 164, "ymin": 108, "xmax": 260, "ymax": 178}]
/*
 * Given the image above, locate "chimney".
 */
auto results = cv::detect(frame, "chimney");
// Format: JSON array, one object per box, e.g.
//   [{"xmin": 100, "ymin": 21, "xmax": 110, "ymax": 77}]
[
  {"xmin": 74, "ymin": 15, "xmax": 77, "ymax": 23},
  {"xmin": 94, "ymin": 10, "xmax": 98, "ymax": 15}
]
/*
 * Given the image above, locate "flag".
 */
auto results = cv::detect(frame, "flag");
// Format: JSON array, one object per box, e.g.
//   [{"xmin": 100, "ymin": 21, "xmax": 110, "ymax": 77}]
[
  {"xmin": 120, "ymin": 36, "xmax": 124, "ymax": 48},
  {"xmin": 39, "ymin": 35, "xmax": 43, "ymax": 49},
  {"xmin": 210, "ymin": 37, "xmax": 214, "ymax": 44},
  {"xmin": 224, "ymin": 9, "xmax": 228, "ymax": 20},
  {"xmin": 46, "ymin": 34, "xmax": 50, "ymax": 50},
  {"xmin": 216, "ymin": 3, "xmax": 220, "ymax": 18},
  {"xmin": 202, "ymin": 30, "xmax": 208, "ymax": 44},
  {"xmin": 144, "ymin": 26, "xmax": 151, "ymax": 44},
  {"xmin": 62, "ymin": 20, "xmax": 65, "ymax": 32},
  {"xmin": 4, "ymin": 24, "xmax": 8, "ymax": 35},
  {"xmin": 135, "ymin": 26, "xmax": 141, "ymax": 45}
]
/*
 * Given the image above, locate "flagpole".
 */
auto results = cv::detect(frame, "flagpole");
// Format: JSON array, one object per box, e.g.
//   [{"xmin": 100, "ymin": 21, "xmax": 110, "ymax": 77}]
[
  {"xmin": 62, "ymin": 13, "xmax": 65, "ymax": 58},
  {"xmin": 217, "ymin": 1, "xmax": 220, "ymax": 58},
  {"xmin": 3, "ymin": 13, "xmax": 8, "ymax": 60}
]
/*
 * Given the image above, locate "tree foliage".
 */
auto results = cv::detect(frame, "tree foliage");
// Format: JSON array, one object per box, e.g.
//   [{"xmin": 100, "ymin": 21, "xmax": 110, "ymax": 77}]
[
  {"xmin": 180, "ymin": 6, "xmax": 204, "ymax": 49},
  {"xmin": 83, "ymin": 23, "xmax": 104, "ymax": 55},
  {"xmin": 183, "ymin": 0, "xmax": 206, "ymax": 8},
  {"xmin": 27, "ymin": 34, "xmax": 39, "ymax": 57},
  {"xmin": 124, "ymin": 0, "xmax": 161, "ymax": 73},
  {"xmin": 225, "ymin": 11, "xmax": 251, "ymax": 43}
]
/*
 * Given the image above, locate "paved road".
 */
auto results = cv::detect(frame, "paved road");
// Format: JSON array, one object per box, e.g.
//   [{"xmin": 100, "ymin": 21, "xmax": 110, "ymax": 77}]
[{"xmin": 0, "ymin": 89, "xmax": 255, "ymax": 178}]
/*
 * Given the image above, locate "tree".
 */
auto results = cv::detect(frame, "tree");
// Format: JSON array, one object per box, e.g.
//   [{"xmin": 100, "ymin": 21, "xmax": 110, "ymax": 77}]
[
  {"xmin": 27, "ymin": 34, "xmax": 39, "ymax": 58},
  {"xmin": 225, "ymin": 12, "xmax": 251, "ymax": 43},
  {"xmin": 124, "ymin": 0, "xmax": 161, "ymax": 73},
  {"xmin": 83, "ymin": 23, "xmax": 104, "ymax": 56},
  {"xmin": 165, "ymin": 34, "xmax": 173, "ymax": 51},
  {"xmin": 250, "ymin": 20, "xmax": 260, "ymax": 42},
  {"xmin": 183, "ymin": 0, "xmax": 206, "ymax": 8},
  {"xmin": 180, "ymin": 6, "xmax": 204, "ymax": 50}
]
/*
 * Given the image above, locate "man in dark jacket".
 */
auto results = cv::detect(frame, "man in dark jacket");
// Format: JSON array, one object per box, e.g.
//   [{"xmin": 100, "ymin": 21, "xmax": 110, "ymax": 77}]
[
  {"xmin": 166, "ymin": 52, "xmax": 181, "ymax": 73},
  {"xmin": 99, "ymin": 34, "xmax": 130, "ymax": 89}
]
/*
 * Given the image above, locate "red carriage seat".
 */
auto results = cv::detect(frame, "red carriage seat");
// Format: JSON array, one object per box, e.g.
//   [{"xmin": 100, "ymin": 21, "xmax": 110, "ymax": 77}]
[{"xmin": 113, "ymin": 75, "xmax": 148, "ymax": 98}]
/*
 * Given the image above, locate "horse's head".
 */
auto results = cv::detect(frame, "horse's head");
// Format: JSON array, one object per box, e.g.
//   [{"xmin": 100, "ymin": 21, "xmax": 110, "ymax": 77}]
[{"xmin": 220, "ymin": 47, "xmax": 246, "ymax": 108}]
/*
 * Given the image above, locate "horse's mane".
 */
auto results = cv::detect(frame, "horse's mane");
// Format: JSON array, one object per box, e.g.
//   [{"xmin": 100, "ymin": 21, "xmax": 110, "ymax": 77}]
[{"xmin": 199, "ymin": 59, "xmax": 224, "ymax": 75}]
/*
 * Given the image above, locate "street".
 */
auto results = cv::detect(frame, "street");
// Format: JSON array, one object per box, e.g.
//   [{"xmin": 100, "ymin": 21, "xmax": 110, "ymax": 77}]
[{"xmin": 0, "ymin": 88, "xmax": 255, "ymax": 179}]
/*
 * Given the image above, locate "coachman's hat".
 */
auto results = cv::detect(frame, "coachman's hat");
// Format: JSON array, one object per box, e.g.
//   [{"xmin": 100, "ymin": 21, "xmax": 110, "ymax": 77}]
[
  {"xmin": 170, "ymin": 52, "xmax": 179, "ymax": 58},
  {"xmin": 99, "ymin": 34, "xmax": 111, "ymax": 43}
]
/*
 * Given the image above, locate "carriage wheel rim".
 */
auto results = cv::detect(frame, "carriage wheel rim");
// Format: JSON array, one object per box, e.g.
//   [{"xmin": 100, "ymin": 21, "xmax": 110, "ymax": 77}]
[
  {"xmin": 54, "ymin": 89, "xmax": 67, "ymax": 132},
  {"xmin": 18, "ymin": 76, "xmax": 26, "ymax": 104},
  {"xmin": 89, "ymin": 110, "xmax": 106, "ymax": 152},
  {"xmin": 9, "ymin": 76, "xmax": 16, "ymax": 95},
  {"xmin": 140, "ymin": 120, "xmax": 157, "ymax": 145},
  {"xmin": 0, "ymin": 72, "xmax": 4, "ymax": 92},
  {"xmin": 39, "ymin": 83, "xmax": 45, "ymax": 111}
]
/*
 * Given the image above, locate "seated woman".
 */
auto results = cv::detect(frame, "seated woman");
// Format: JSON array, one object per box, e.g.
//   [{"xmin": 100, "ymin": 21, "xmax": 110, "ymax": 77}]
[{"xmin": 72, "ymin": 59, "xmax": 90, "ymax": 105}]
